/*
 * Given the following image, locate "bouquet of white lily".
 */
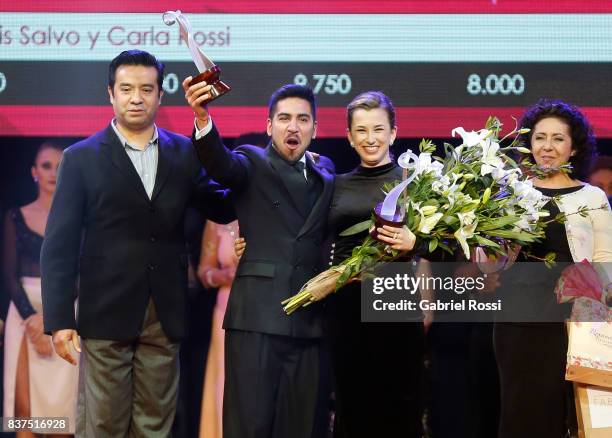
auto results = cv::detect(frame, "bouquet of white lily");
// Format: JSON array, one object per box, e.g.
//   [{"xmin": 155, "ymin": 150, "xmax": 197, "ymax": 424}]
[{"xmin": 282, "ymin": 117, "xmax": 591, "ymax": 314}]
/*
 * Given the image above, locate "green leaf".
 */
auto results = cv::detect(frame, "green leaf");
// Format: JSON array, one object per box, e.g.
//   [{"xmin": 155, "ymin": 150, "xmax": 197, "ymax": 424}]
[
  {"xmin": 340, "ymin": 219, "xmax": 372, "ymax": 236},
  {"xmin": 437, "ymin": 241, "xmax": 454, "ymax": 254},
  {"xmin": 428, "ymin": 238, "xmax": 439, "ymax": 253},
  {"xmin": 485, "ymin": 116, "xmax": 502, "ymax": 132},
  {"xmin": 360, "ymin": 246, "xmax": 381, "ymax": 256},
  {"xmin": 485, "ymin": 229, "xmax": 539, "ymax": 242},
  {"xmin": 477, "ymin": 216, "xmax": 520, "ymax": 231},
  {"xmin": 473, "ymin": 235, "xmax": 501, "ymax": 249},
  {"xmin": 419, "ymin": 138, "xmax": 436, "ymax": 154},
  {"xmin": 337, "ymin": 265, "xmax": 353, "ymax": 286}
]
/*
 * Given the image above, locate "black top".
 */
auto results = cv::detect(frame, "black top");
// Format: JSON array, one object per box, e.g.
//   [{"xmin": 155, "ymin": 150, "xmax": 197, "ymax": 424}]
[
  {"xmin": 328, "ymin": 162, "xmax": 403, "ymax": 264},
  {"xmin": 3, "ymin": 208, "xmax": 39, "ymax": 319},
  {"xmin": 524, "ymin": 185, "xmax": 582, "ymax": 263},
  {"xmin": 501, "ymin": 185, "xmax": 583, "ymax": 321}
]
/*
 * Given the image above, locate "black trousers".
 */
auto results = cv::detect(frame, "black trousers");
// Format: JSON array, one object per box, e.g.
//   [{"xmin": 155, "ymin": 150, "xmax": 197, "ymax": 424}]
[
  {"xmin": 327, "ymin": 283, "xmax": 424, "ymax": 438},
  {"xmin": 427, "ymin": 322, "xmax": 500, "ymax": 438},
  {"xmin": 494, "ymin": 322, "xmax": 570, "ymax": 438},
  {"xmin": 223, "ymin": 330, "xmax": 326, "ymax": 438}
]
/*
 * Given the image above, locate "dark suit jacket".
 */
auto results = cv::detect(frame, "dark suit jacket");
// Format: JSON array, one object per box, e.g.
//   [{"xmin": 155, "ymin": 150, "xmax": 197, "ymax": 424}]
[
  {"xmin": 41, "ymin": 124, "xmax": 234, "ymax": 341},
  {"xmin": 194, "ymin": 125, "xmax": 335, "ymax": 338}
]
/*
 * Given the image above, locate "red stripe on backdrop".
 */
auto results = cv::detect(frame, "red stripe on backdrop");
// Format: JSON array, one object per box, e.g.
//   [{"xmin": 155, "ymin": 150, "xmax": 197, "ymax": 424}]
[
  {"xmin": 2, "ymin": 106, "xmax": 612, "ymax": 138},
  {"xmin": 2, "ymin": 1, "xmax": 611, "ymax": 14}
]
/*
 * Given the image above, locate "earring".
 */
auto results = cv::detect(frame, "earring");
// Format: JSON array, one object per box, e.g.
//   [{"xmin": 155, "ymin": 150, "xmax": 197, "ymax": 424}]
[
  {"xmin": 350, "ymin": 142, "xmax": 354, "ymax": 147},
  {"xmin": 33, "ymin": 176, "xmax": 38, "ymax": 182},
  {"xmin": 390, "ymin": 141, "xmax": 394, "ymax": 146}
]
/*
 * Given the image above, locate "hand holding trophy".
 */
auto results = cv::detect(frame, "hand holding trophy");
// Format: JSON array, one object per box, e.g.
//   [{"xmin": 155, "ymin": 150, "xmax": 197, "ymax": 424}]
[{"xmin": 163, "ymin": 10, "xmax": 230, "ymax": 105}]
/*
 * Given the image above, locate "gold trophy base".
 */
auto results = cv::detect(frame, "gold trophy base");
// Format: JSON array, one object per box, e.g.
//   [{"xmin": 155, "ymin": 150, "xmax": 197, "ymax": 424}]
[{"xmin": 190, "ymin": 66, "xmax": 231, "ymax": 104}]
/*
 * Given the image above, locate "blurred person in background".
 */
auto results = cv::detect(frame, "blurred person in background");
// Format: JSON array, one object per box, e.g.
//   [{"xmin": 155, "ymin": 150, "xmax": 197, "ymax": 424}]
[
  {"xmin": 588, "ymin": 155, "xmax": 612, "ymax": 202},
  {"xmin": 3, "ymin": 142, "xmax": 77, "ymax": 437},
  {"xmin": 198, "ymin": 219, "xmax": 239, "ymax": 438},
  {"xmin": 198, "ymin": 132, "xmax": 266, "ymax": 438}
]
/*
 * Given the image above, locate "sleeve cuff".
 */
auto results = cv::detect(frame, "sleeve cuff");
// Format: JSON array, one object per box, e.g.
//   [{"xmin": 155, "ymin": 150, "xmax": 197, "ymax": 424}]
[{"xmin": 194, "ymin": 117, "xmax": 214, "ymax": 140}]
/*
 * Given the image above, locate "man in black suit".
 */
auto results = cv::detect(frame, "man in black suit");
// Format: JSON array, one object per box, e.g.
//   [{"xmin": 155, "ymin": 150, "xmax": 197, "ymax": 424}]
[
  {"xmin": 183, "ymin": 80, "xmax": 334, "ymax": 438},
  {"xmin": 41, "ymin": 50, "xmax": 234, "ymax": 436}
]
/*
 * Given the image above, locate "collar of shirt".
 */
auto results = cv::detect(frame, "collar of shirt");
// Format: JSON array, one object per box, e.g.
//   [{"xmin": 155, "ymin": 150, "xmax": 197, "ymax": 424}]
[{"xmin": 111, "ymin": 119, "xmax": 159, "ymax": 151}]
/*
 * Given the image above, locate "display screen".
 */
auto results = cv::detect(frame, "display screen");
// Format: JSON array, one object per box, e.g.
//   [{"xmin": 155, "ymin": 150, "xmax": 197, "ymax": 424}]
[{"xmin": 1, "ymin": 1, "xmax": 611, "ymax": 137}]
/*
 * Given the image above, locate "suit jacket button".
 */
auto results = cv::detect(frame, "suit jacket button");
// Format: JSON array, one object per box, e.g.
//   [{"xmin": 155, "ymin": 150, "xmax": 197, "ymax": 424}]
[
  {"xmin": 147, "ymin": 263, "xmax": 155, "ymax": 271},
  {"xmin": 273, "ymin": 201, "xmax": 280, "ymax": 208},
  {"xmin": 150, "ymin": 236, "xmax": 156, "ymax": 243}
]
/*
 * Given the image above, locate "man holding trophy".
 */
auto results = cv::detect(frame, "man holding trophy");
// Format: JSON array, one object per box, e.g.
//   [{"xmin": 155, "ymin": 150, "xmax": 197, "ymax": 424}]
[
  {"xmin": 184, "ymin": 78, "xmax": 334, "ymax": 438},
  {"xmin": 177, "ymin": 9, "xmax": 335, "ymax": 434}
]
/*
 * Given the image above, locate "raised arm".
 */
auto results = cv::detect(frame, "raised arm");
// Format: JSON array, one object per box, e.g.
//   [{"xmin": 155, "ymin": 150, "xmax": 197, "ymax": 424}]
[{"xmin": 183, "ymin": 77, "xmax": 251, "ymax": 190}]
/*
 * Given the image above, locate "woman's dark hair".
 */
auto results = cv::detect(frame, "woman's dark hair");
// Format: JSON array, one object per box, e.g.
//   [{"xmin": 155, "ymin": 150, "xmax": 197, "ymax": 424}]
[
  {"xmin": 519, "ymin": 99, "xmax": 596, "ymax": 179},
  {"xmin": 33, "ymin": 141, "xmax": 63, "ymax": 166},
  {"xmin": 347, "ymin": 91, "xmax": 396, "ymax": 130},
  {"xmin": 108, "ymin": 49, "xmax": 165, "ymax": 92}
]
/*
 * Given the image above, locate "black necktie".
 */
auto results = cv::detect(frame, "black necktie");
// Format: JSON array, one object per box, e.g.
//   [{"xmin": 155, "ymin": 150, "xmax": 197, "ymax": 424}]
[
  {"xmin": 292, "ymin": 160, "xmax": 306, "ymax": 179},
  {"xmin": 285, "ymin": 160, "xmax": 308, "ymax": 216}
]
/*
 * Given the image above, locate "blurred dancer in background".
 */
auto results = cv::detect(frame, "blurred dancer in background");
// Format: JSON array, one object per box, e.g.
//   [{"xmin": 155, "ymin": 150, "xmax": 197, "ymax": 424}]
[{"xmin": 3, "ymin": 142, "xmax": 77, "ymax": 436}]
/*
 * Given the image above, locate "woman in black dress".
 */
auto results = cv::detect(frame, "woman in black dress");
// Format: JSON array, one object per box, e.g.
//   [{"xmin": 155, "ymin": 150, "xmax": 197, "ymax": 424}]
[
  {"xmin": 234, "ymin": 92, "xmax": 426, "ymax": 436},
  {"xmin": 3, "ymin": 142, "xmax": 79, "ymax": 436},
  {"xmin": 327, "ymin": 91, "xmax": 425, "ymax": 438},
  {"xmin": 493, "ymin": 100, "xmax": 611, "ymax": 438}
]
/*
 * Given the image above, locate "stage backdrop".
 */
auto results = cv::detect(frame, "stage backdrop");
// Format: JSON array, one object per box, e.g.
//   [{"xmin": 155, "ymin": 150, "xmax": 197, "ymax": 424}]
[{"xmin": 1, "ymin": 1, "xmax": 612, "ymax": 138}]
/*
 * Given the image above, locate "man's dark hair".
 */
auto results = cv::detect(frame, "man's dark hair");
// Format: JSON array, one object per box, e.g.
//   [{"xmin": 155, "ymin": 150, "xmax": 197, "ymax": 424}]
[
  {"xmin": 108, "ymin": 50, "xmax": 164, "ymax": 93},
  {"xmin": 268, "ymin": 84, "xmax": 316, "ymax": 120}
]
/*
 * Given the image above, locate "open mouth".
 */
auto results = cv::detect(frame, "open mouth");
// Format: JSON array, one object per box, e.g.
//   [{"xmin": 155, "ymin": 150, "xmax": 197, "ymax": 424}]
[
  {"xmin": 286, "ymin": 137, "xmax": 300, "ymax": 149},
  {"xmin": 363, "ymin": 145, "xmax": 379, "ymax": 153}
]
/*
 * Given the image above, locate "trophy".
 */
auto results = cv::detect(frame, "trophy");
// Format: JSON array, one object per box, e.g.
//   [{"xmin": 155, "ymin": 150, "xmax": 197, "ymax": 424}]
[
  {"xmin": 163, "ymin": 10, "xmax": 230, "ymax": 104},
  {"xmin": 369, "ymin": 203, "xmax": 405, "ymax": 241}
]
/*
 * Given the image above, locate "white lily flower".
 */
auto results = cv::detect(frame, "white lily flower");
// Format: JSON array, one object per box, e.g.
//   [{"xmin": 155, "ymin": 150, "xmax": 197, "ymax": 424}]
[
  {"xmin": 480, "ymin": 141, "xmax": 505, "ymax": 176},
  {"xmin": 419, "ymin": 213, "xmax": 444, "ymax": 234},
  {"xmin": 510, "ymin": 180, "xmax": 546, "ymax": 214},
  {"xmin": 451, "ymin": 127, "xmax": 490, "ymax": 148},
  {"xmin": 411, "ymin": 202, "xmax": 443, "ymax": 234},
  {"xmin": 454, "ymin": 210, "xmax": 479, "ymax": 259},
  {"xmin": 514, "ymin": 216, "xmax": 531, "ymax": 232},
  {"xmin": 421, "ymin": 205, "xmax": 438, "ymax": 216},
  {"xmin": 398, "ymin": 152, "xmax": 443, "ymax": 178},
  {"xmin": 491, "ymin": 167, "xmax": 521, "ymax": 185},
  {"xmin": 431, "ymin": 175, "xmax": 450, "ymax": 194},
  {"xmin": 510, "ymin": 179, "xmax": 534, "ymax": 198},
  {"xmin": 457, "ymin": 210, "xmax": 477, "ymax": 226}
]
